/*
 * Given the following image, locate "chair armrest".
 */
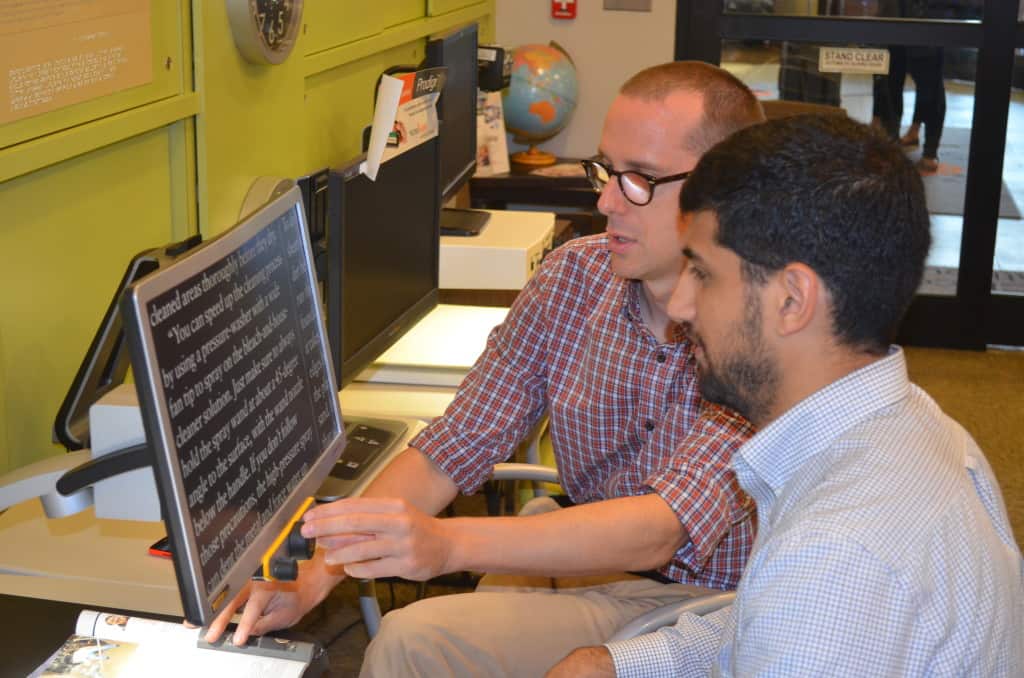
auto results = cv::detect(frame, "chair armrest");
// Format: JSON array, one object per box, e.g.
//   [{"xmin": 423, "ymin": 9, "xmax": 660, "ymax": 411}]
[
  {"xmin": 491, "ymin": 462, "xmax": 560, "ymax": 484},
  {"xmin": 359, "ymin": 579, "xmax": 383, "ymax": 638},
  {"xmin": 607, "ymin": 591, "xmax": 735, "ymax": 642}
]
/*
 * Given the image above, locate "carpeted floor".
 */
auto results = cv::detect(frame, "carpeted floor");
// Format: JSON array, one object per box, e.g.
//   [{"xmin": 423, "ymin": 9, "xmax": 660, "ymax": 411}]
[{"xmin": 303, "ymin": 346, "xmax": 1024, "ymax": 676}]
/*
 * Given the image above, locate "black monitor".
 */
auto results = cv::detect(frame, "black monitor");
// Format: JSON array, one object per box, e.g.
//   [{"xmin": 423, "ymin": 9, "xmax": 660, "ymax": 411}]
[
  {"xmin": 325, "ymin": 135, "xmax": 441, "ymax": 387},
  {"xmin": 425, "ymin": 22, "xmax": 490, "ymax": 236},
  {"xmin": 121, "ymin": 185, "xmax": 346, "ymax": 625}
]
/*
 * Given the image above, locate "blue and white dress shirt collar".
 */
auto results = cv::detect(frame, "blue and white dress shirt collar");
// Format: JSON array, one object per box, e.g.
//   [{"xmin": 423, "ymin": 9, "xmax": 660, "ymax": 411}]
[{"xmin": 734, "ymin": 346, "xmax": 909, "ymax": 507}]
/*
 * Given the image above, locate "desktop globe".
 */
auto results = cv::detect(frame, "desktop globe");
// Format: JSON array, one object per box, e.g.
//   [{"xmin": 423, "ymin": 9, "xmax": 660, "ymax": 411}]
[{"xmin": 503, "ymin": 43, "xmax": 578, "ymax": 166}]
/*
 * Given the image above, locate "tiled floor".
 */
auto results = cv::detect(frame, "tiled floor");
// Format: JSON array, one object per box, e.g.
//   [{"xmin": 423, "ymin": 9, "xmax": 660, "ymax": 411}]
[{"xmin": 723, "ymin": 48, "xmax": 1024, "ymax": 295}]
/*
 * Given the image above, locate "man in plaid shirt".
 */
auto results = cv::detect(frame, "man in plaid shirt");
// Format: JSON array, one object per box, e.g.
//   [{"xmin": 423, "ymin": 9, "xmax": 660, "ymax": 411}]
[{"xmin": 207, "ymin": 62, "xmax": 764, "ymax": 676}]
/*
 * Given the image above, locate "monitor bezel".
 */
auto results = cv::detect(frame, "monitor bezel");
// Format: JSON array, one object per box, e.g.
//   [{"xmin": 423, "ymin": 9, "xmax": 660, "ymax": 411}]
[
  {"xmin": 425, "ymin": 21, "xmax": 479, "ymax": 202},
  {"xmin": 122, "ymin": 185, "xmax": 346, "ymax": 625},
  {"xmin": 325, "ymin": 139, "xmax": 441, "ymax": 388}
]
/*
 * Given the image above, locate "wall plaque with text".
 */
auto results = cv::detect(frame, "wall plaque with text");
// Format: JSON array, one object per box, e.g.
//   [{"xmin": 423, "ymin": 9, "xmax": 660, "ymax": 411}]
[{"xmin": 1, "ymin": 0, "xmax": 153, "ymax": 124}]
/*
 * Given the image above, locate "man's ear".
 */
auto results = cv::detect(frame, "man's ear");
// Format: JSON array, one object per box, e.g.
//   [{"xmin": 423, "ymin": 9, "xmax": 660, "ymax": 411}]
[{"xmin": 773, "ymin": 263, "xmax": 819, "ymax": 337}]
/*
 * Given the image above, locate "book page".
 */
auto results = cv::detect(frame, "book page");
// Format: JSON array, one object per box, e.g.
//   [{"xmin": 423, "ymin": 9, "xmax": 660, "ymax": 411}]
[
  {"xmin": 32, "ymin": 611, "xmax": 306, "ymax": 678},
  {"xmin": 34, "ymin": 634, "xmax": 140, "ymax": 677},
  {"xmin": 75, "ymin": 610, "xmax": 196, "ymax": 648}
]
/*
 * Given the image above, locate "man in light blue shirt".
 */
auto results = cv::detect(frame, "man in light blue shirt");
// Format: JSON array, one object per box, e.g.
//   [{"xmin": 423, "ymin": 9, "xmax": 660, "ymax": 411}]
[{"xmin": 548, "ymin": 115, "xmax": 1023, "ymax": 676}]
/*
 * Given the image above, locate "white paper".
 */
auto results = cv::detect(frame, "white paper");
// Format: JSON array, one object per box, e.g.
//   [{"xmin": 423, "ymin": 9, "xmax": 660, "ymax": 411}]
[
  {"xmin": 474, "ymin": 90, "xmax": 510, "ymax": 176},
  {"xmin": 361, "ymin": 74, "xmax": 404, "ymax": 181}
]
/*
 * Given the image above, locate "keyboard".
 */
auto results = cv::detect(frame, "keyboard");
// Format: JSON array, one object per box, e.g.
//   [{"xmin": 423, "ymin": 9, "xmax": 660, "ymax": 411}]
[{"xmin": 316, "ymin": 416, "xmax": 408, "ymax": 501}]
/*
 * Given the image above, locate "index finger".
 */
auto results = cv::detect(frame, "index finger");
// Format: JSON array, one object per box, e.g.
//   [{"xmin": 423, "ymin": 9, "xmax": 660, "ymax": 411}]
[
  {"xmin": 203, "ymin": 581, "xmax": 251, "ymax": 642},
  {"xmin": 303, "ymin": 511, "xmax": 411, "ymax": 540},
  {"xmin": 304, "ymin": 496, "xmax": 405, "ymax": 521}
]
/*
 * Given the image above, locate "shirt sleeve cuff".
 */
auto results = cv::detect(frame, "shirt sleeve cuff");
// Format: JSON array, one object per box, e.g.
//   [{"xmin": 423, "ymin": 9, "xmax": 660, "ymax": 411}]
[
  {"xmin": 605, "ymin": 609, "xmax": 727, "ymax": 678},
  {"xmin": 606, "ymin": 631, "xmax": 688, "ymax": 678},
  {"xmin": 646, "ymin": 470, "xmax": 733, "ymax": 571}
]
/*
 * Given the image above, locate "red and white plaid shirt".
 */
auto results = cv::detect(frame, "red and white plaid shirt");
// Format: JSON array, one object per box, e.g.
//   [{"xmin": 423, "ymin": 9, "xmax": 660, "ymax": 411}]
[{"xmin": 412, "ymin": 235, "xmax": 755, "ymax": 589}]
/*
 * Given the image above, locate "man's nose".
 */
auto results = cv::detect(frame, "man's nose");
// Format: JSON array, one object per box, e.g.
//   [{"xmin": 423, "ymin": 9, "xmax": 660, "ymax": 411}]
[
  {"xmin": 596, "ymin": 177, "xmax": 626, "ymax": 216},
  {"xmin": 668, "ymin": 267, "xmax": 696, "ymax": 325}
]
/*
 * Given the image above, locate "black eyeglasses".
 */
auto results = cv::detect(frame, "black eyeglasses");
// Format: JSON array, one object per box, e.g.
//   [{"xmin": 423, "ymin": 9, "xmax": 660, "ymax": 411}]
[{"xmin": 580, "ymin": 159, "xmax": 692, "ymax": 207}]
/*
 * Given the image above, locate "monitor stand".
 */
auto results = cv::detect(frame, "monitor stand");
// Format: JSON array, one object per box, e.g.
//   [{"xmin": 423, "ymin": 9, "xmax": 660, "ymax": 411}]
[{"xmin": 440, "ymin": 207, "xmax": 491, "ymax": 237}]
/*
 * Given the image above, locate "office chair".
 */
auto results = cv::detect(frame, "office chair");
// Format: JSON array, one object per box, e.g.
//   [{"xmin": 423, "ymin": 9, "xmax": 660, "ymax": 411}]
[{"xmin": 606, "ymin": 591, "xmax": 735, "ymax": 642}]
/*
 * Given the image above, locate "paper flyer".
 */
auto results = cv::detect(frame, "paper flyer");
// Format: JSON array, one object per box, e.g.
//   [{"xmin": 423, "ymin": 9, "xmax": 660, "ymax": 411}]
[
  {"xmin": 474, "ymin": 90, "xmax": 510, "ymax": 177},
  {"xmin": 361, "ymin": 67, "xmax": 447, "ymax": 180}
]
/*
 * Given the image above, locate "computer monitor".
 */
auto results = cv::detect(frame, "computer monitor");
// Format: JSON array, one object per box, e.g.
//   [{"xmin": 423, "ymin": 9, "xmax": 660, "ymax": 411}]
[
  {"xmin": 425, "ymin": 22, "xmax": 491, "ymax": 235},
  {"xmin": 325, "ymin": 135, "xmax": 441, "ymax": 387},
  {"xmin": 121, "ymin": 185, "xmax": 346, "ymax": 625}
]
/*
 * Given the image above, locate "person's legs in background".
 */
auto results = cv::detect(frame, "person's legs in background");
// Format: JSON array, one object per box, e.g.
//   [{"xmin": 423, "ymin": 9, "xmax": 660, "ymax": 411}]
[
  {"xmin": 871, "ymin": 74, "xmax": 891, "ymax": 135},
  {"xmin": 877, "ymin": 45, "xmax": 907, "ymax": 141},
  {"xmin": 899, "ymin": 65, "xmax": 923, "ymax": 148},
  {"xmin": 906, "ymin": 46, "xmax": 946, "ymax": 172},
  {"xmin": 900, "ymin": 111, "xmax": 923, "ymax": 147}
]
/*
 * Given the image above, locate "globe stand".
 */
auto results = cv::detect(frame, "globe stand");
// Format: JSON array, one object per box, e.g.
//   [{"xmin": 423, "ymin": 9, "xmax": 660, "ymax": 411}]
[{"xmin": 510, "ymin": 144, "xmax": 557, "ymax": 167}]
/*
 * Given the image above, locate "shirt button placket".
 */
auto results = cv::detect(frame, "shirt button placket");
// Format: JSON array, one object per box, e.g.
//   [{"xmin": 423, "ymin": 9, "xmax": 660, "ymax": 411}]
[{"xmin": 643, "ymin": 349, "xmax": 670, "ymax": 436}]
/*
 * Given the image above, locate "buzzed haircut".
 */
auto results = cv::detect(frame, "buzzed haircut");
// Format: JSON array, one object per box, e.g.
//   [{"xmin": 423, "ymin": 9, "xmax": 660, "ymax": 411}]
[
  {"xmin": 680, "ymin": 114, "xmax": 932, "ymax": 354},
  {"xmin": 620, "ymin": 61, "xmax": 766, "ymax": 154}
]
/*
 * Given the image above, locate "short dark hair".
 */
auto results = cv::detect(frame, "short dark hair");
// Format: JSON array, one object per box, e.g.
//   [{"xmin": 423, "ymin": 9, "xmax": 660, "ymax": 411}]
[
  {"xmin": 620, "ymin": 61, "xmax": 765, "ymax": 155},
  {"xmin": 680, "ymin": 114, "xmax": 931, "ymax": 352}
]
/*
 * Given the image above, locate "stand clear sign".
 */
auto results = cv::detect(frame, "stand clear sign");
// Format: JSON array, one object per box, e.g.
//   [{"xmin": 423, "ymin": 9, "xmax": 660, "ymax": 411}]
[{"xmin": 819, "ymin": 47, "xmax": 890, "ymax": 75}]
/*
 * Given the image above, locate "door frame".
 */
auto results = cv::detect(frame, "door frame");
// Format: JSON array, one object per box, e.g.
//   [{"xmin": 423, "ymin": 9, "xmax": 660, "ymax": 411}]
[{"xmin": 676, "ymin": 1, "xmax": 1024, "ymax": 349}]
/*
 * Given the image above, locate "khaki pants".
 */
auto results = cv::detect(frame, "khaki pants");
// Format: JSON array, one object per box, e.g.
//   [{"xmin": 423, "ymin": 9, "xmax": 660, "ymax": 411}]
[{"xmin": 360, "ymin": 573, "xmax": 713, "ymax": 677}]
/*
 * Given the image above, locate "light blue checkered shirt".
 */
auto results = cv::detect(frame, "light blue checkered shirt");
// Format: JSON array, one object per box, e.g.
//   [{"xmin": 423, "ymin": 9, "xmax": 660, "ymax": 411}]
[{"xmin": 607, "ymin": 347, "xmax": 1023, "ymax": 676}]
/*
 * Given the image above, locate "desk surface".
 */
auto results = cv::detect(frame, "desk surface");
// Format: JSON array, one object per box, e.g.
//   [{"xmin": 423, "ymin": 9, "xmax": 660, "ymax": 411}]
[
  {"xmin": 355, "ymin": 304, "xmax": 507, "ymax": 388},
  {"xmin": 0, "ymin": 418, "xmax": 424, "ymax": 619},
  {"xmin": 341, "ymin": 382, "xmax": 460, "ymax": 421},
  {"xmin": 0, "ymin": 500, "xmax": 174, "ymax": 611}
]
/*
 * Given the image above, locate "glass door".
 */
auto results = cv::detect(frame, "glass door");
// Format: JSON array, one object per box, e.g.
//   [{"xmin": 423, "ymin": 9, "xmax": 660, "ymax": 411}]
[{"xmin": 676, "ymin": 0, "xmax": 1024, "ymax": 349}]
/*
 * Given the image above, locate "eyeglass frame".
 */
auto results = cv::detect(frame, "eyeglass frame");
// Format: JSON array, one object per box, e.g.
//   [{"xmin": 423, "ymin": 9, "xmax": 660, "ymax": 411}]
[{"xmin": 580, "ymin": 158, "xmax": 693, "ymax": 207}]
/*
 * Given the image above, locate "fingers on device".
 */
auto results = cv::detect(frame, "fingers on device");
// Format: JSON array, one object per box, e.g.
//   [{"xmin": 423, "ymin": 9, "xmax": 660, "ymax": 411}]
[
  {"xmin": 196, "ymin": 632, "xmax": 320, "ymax": 663},
  {"xmin": 255, "ymin": 497, "xmax": 317, "ymax": 582}
]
